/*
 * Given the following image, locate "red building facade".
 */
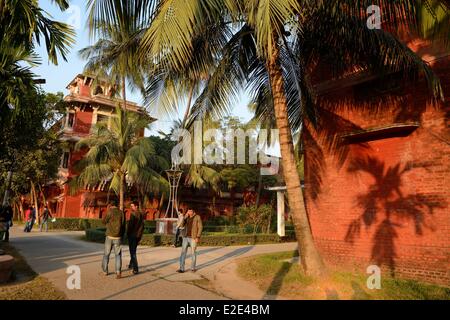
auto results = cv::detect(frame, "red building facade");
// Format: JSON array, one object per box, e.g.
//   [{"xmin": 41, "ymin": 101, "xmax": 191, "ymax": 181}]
[
  {"xmin": 304, "ymin": 38, "xmax": 450, "ymax": 285},
  {"xmin": 46, "ymin": 74, "xmax": 159, "ymax": 219}
]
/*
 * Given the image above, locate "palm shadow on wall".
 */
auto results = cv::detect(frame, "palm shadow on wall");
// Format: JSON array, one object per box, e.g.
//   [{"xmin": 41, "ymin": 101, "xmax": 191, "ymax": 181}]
[{"xmin": 344, "ymin": 156, "xmax": 447, "ymax": 276}]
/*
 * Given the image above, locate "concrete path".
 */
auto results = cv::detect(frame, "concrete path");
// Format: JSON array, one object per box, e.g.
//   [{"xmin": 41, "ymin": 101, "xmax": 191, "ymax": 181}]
[{"xmin": 6, "ymin": 226, "xmax": 297, "ymax": 300}]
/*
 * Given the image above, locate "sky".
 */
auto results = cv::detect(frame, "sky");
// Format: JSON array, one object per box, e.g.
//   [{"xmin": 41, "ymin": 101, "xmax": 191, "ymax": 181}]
[{"xmin": 34, "ymin": 1, "xmax": 253, "ymax": 135}]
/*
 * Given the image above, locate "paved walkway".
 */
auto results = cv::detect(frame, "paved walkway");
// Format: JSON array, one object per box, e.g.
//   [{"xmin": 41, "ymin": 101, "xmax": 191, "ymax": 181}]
[{"xmin": 6, "ymin": 226, "xmax": 297, "ymax": 300}]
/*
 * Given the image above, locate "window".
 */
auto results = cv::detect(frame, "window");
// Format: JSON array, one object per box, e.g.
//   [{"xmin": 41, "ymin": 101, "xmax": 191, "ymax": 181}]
[
  {"xmin": 97, "ymin": 114, "xmax": 109, "ymax": 124},
  {"xmin": 62, "ymin": 152, "xmax": 70, "ymax": 169},
  {"xmin": 94, "ymin": 86, "xmax": 103, "ymax": 95},
  {"xmin": 67, "ymin": 113, "xmax": 75, "ymax": 128}
]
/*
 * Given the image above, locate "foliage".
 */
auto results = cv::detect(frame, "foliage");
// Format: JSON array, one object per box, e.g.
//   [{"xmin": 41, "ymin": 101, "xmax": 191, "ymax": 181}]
[
  {"xmin": 0, "ymin": 90, "xmax": 65, "ymax": 198},
  {"xmin": 237, "ymin": 204, "xmax": 274, "ymax": 234},
  {"xmin": 72, "ymin": 106, "xmax": 169, "ymax": 210},
  {"xmin": 0, "ymin": 0, "xmax": 75, "ymax": 120}
]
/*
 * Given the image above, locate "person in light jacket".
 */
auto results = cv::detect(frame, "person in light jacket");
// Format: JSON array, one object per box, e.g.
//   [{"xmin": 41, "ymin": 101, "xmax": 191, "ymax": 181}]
[{"xmin": 177, "ymin": 208, "xmax": 202, "ymax": 273}]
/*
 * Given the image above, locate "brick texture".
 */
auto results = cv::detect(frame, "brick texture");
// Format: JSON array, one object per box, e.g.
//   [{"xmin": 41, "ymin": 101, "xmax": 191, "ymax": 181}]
[{"xmin": 304, "ymin": 53, "xmax": 450, "ymax": 285}]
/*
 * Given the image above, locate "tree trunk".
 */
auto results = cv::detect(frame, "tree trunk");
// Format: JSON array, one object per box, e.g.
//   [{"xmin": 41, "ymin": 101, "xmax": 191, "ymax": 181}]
[
  {"xmin": 2, "ymin": 170, "xmax": 12, "ymax": 206},
  {"xmin": 255, "ymin": 170, "xmax": 263, "ymax": 207},
  {"xmin": 122, "ymin": 76, "xmax": 127, "ymax": 111},
  {"xmin": 30, "ymin": 181, "xmax": 40, "ymax": 225},
  {"xmin": 119, "ymin": 173, "xmax": 126, "ymax": 212},
  {"xmin": 267, "ymin": 46, "xmax": 326, "ymax": 277}
]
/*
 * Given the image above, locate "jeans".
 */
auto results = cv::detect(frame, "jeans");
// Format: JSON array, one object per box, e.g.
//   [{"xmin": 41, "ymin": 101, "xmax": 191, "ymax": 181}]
[
  {"xmin": 174, "ymin": 228, "xmax": 182, "ymax": 247},
  {"xmin": 2, "ymin": 221, "xmax": 10, "ymax": 241},
  {"xmin": 128, "ymin": 236, "xmax": 139, "ymax": 272},
  {"xmin": 102, "ymin": 236, "xmax": 122, "ymax": 274},
  {"xmin": 179, "ymin": 237, "xmax": 198, "ymax": 271},
  {"xmin": 40, "ymin": 219, "xmax": 49, "ymax": 232}
]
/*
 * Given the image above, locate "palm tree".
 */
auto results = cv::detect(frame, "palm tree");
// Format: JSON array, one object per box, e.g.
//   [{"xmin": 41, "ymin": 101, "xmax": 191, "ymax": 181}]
[
  {"xmin": 81, "ymin": 0, "xmax": 151, "ymax": 111},
  {"xmin": 88, "ymin": 0, "xmax": 447, "ymax": 276},
  {"xmin": 72, "ymin": 106, "xmax": 168, "ymax": 212}
]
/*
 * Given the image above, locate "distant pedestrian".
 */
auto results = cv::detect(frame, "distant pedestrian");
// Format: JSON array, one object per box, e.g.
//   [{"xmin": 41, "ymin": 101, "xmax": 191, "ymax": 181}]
[
  {"xmin": 127, "ymin": 201, "xmax": 145, "ymax": 275},
  {"xmin": 177, "ymin": 208, "xmax": 203, "ymax": 273},
  {"xmin": 28, "ymin": 205, "xmax": 37, "ymax": 232},
  {"xmin": 101, "ymin": 199, "xmax": 125, "ymax": 279},
  {"xmin": 24, "ymin": 206, "xmax": 32, "ymax": 232},
  {"xmin": 172, "ymin": 209, "xmax": 185, "ymax": 248},
  {"xmin": 39, "ymin": 204, "xmax": 52, "ymax": 232},
  {"xmin": 0, "ymin": 204, "xmax": 13, "ymax": 241}
]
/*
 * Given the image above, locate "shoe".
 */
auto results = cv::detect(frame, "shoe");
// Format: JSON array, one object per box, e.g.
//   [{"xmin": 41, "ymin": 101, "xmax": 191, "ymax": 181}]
[
  {"xmin": 176, "ymin": 269, "xmax": 184, "ymax": 273},
  {"xmin": 116, "ymin": 273, "xmax": 122, "ymax": 279},
  {"xmin": 102, "ymin": 271, "xmax": 108, "ymax": 276},
  {"xmin": 133, "ymin": 269, "xmax": 139, "ymax": 275},
  {"xmin": 191, "ymin": 269, "xmax": 197, "ymax": 273}
]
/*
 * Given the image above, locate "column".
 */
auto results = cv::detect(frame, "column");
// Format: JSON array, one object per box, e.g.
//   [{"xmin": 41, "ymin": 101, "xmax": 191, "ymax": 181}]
[{"xmin": 277, "ymin": 191, "xmax": 285, "ymax": 237}]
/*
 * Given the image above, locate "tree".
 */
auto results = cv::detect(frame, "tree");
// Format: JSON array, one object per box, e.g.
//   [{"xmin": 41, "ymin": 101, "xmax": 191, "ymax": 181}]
[
  {"xmin": 0, "ymin": 0, "xmax": 75, "ymax": 116},
  {"xmin": 0, "ymin": 90, "xmax": 65, "ymax": 219},
  {"xmin": 72, "ymin": 106, "xmax": 168, "ymax": 211}
]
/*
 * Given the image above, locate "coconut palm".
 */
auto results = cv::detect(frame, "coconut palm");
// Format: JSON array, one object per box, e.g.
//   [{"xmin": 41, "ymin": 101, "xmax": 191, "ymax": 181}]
[
  {"xmin": 0, "ymin": 0, "xmax": 75, "ymax": 115},
  {"xmin": 88, "ymin": 0, "xmax": 447, "ymax": 276},
  {"xmin": 72, "ymin": 106, "xmax": 169, "ymax": 211},
  {"xmin": 81, "ymin": 0, "xmax": 153, "ymax": 111}
]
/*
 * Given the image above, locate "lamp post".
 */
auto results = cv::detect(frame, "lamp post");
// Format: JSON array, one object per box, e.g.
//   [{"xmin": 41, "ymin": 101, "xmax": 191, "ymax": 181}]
[
  {"xmin": 164, "ymin": 164, "xmax": 183, "ymax": 218},
  {"xmin": 155, "ymin": 163, "xmax": 183, "ymax": 235}
]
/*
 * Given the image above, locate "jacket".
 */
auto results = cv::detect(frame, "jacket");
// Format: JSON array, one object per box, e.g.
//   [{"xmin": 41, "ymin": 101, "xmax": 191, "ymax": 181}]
[
  {"xmin": 127, "ymin": 210, "xmax": 145, "ymax": 240},
  {"xmin": 102, "ymin": 207, "xmax": 125, "ymax": 238},
  {"xmin": 181, "ymin": 213, "xmax": 203, "ymax": 239}
]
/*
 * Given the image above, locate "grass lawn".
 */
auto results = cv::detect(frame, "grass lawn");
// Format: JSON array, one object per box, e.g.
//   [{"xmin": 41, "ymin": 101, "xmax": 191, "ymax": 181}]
[
  {"xmin": 0, "ymin": 243, "xmax": 66, "ymax": 300},
  {"xmin": 237, "ymin": 251, "xmax": 450, "ymax": 300}
]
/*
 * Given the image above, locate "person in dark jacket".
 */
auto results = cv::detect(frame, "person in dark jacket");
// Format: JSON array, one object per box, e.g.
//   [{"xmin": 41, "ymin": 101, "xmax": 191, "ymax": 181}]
[
  {"xmin": 0, "ymin": 204, "xmax": 13, "ymax": 242},
  {"xmin": 28, "ymin": 205, "xmax": 36, "ymax": 232},
  {"xmin": 39, "ymin": 204, "xmax": 52, "ymax": 232},
  {"xmin": 127, "ymin": 201, "xmax": 145, "ymax": 274},
  {"xmin": 101, "ymin": 199, "xmax": 125, "ymax": 279}
]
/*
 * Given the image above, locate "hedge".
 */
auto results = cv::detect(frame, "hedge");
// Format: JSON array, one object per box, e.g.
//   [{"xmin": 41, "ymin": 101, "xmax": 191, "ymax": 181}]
[
  {"xmin": 84, "ymin": 227, "xmax": 296, "ymax": 246},
  {"xmin": 48, "ymin": 218, "xmax": 156, "ymax": 232}
]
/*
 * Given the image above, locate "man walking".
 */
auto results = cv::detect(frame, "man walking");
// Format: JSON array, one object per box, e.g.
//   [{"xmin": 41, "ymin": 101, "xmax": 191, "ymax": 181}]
[
  {"xmin": 177, "ymin": 208, "xmax": 203, "ymax": 273},
  {"xmin": 1, "ymin": 204, "xmax": 13, "ymax": 241},
  {"xmin": 28, "ymin": 205, "xmax": 37, "ymax": 232},
  {"xmin": 127, "ymin": 201, "xmax": 144, "ymax": 275},
  {"xmin": 102, "ymin": 199, "xmax": 125, "ymax": 279},
  {"xmin": 39, "ymin": 204, "xmax": 52, "ymax": 232}
]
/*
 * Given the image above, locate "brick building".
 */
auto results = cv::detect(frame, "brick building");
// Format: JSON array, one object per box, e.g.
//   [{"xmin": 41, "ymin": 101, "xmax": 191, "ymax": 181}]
[
  {"xmin": 303, "ymin": 37, "xmax": 449, "ymax": 285},
  {"xmin": 45, "ymin": 74, "xmax": 158, "ymax": 219}
]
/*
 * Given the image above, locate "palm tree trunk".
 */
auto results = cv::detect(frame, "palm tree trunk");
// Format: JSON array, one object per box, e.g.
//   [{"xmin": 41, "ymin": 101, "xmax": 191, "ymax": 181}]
[
  {"xmin": 122, "ymin": 76, "xmax": 127, "ymax": 111},
  {"xmin": 30, "ymin": 180, "xmax": 40, "ymax": 225},
  {"xmin": 267, "ymin": 45, "xmax": 325, "ymax": 277},
  {"xmin": 119, "ymin": 174, "xmax": 125, "ymax": 212}
]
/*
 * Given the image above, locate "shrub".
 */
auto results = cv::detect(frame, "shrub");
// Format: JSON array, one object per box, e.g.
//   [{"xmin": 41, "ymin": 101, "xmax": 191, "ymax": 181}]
[
  {"xmin": 237, "ymin": 204, "xmax": 274, "ymax": 234},
  {"xmin": 84, "ymin": 228, "xmax": 296, "ymax": 246},
  {"xmin": 47, "ymin": 218, "xmax": 157, "ymax": 232}
]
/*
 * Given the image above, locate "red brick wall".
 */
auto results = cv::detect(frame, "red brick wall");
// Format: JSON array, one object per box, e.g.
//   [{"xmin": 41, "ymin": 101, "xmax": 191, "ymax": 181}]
[
  {"xmin": 304, "ymin": 57, "xmax": 450, "ymax": 285},
  {"xmin": 73, "ymin": 111, "xmax": 92, "ymax": 135}
]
